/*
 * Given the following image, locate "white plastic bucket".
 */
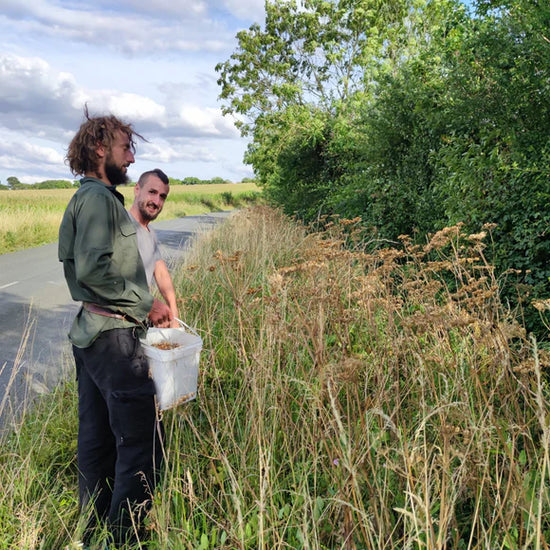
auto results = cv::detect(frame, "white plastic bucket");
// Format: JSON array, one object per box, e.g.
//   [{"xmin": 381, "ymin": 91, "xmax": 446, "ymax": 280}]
[{"xmin": 140, "ymin": 319, "xmax": 203, "ymax": 410}]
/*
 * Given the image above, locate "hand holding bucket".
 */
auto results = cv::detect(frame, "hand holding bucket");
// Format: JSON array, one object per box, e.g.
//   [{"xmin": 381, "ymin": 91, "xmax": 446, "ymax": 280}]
[{"xmin": 140, "ymin": 319, "xmax": 203, "ymax": 410}]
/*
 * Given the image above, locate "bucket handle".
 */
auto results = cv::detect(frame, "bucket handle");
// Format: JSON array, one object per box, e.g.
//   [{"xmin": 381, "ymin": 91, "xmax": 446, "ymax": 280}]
[{"xmin": 175, "ymin": 318, "xmax": 200, "ymax": 337}]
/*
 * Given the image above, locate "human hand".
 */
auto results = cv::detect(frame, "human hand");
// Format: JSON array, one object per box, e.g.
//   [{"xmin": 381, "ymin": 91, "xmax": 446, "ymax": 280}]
[
  {"xmin": 169, "ymin": 318, "xmax": 180, "ymax": 329},
  {"xmin": 148, "ymin": 298, "xmax": 173, "ymax": 328}
]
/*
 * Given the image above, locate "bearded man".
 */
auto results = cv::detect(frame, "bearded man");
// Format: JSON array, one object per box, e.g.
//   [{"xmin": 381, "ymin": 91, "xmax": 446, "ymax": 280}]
[
  {"xmin": 128, "ymin": 169, "xmax": 179, "ymax": 327},
  {"xmin": 58, "ymin": 106, "xmax": 173, "ymax": 546}
]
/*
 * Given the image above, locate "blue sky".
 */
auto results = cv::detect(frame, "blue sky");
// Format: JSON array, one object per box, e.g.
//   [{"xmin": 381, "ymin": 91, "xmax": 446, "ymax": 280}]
[{"xmin": 0, "ymin": 0, "xmax": 266, "ymax": 185}]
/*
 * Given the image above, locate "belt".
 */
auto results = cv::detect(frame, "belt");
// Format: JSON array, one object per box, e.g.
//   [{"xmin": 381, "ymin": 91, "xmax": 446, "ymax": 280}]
[{"xmin": 82, "ymin": 302, "xmax": 132, "ymax": 321}]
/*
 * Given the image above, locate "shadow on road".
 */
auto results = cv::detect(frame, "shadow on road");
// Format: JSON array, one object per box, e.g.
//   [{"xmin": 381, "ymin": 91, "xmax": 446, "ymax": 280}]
[
  {"xmin": 0, "ymin": 291, "xmax": 78, "ymax": 433},
  {"xmin": 155, "ymin": 229, "xmax": 195, "ymax": 252}
]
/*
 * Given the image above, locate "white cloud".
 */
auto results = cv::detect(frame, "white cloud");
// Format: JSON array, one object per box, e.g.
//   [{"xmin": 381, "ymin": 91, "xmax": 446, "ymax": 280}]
[
  {"xmin": 0, "ymin": 0, "xmax": 242, "ymax": 54},
  {"xmin": 0, "ymin": 54, "xmax": 74, "ymax": 104},
  {"xmin": 0, "ymin": 53, "xmax": 244, "ymax": 182},
  {"xmin": 100, "ymin": 0, "xmax": 209, "ymax": 17},
  {"xmin": 0, "ymin": 53, "xmax": 238, "ymax": 139},
  {"xmin": 171, "ymin": 106, "xmax": 237, "ymax": 137},
  {"xmin": 0, "ymin": 54, "xmax": 81, "ymax": 137},
  {"xmin": 0, "ymin": 1, "xmax": 260, "ymax": 183},
  {"xmin": 140, "ymin": 141, "xmax": 216, "ymax": 164},
  {"xmin": 0, "ymin": 131, "xmax": 69, "ymax": 183},
  {"xmin": 219, "ymin": 0, "xmax": 266, "ymax": 22},
  {"xmin": 91, "ymin": 93, "xmax": 167, "ymax": 123}
]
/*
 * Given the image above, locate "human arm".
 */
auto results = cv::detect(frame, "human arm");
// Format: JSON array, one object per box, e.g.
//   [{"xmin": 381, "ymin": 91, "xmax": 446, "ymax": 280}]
[{"xmin": 153, "ymin": 259, "xmax": 180, "ymax": 328}]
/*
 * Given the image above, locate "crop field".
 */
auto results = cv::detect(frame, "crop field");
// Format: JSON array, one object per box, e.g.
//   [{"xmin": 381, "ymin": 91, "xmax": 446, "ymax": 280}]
[{"xmin": 0, "ymin": 182, "xmax": 260, "ymax": 254}]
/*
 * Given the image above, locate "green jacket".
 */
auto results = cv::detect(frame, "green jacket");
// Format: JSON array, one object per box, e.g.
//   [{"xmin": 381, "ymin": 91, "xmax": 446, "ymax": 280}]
[{"xmin": 58, "ymin": 177, "xmax": 154, "ymax": 348}]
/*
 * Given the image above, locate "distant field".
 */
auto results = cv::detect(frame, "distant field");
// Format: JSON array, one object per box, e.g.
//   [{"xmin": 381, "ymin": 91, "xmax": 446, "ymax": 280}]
[{"xmin": 0, "ymin": 183, "xmax": 261, "ymax": 254}]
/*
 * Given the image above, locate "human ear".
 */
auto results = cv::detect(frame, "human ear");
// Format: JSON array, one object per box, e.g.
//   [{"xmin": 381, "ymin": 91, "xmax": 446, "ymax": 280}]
[{"xmin": 95, "ymin": 141, "xmax": 106, "ymax": 159}]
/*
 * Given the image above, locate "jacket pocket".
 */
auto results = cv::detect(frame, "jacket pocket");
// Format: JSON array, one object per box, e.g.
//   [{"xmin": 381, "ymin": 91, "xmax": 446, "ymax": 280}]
[{"xmin": 120, "ymin": 217, "xmax": 137, "ymax": 237}]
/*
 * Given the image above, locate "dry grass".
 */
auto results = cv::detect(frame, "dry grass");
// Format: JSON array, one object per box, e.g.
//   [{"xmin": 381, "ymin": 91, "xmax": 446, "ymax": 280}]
[
  {"xmin": 0, "ymin": 206, "xmax": 547, "ymax": 549},
  {"xmin": 151, "ymin": 207, "xmax": 550, "ymax": 549}
]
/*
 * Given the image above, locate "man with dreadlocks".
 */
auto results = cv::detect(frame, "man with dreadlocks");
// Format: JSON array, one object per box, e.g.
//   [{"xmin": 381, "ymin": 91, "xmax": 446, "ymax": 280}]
[{"xmin": 58, "ymin": 106, "xmax": 173, "ymax": 546}]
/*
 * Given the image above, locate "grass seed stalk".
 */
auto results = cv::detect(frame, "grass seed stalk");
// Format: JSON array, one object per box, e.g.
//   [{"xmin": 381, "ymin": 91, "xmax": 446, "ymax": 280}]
[{"xmin": 0, "ymin": 206, "xmax": 548, "ymax": 549}]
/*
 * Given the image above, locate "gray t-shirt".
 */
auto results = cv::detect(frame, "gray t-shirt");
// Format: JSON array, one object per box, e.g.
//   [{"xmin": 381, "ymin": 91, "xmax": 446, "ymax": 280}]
[{"xmin": 130, "ymin": 215, "xmax": 162, "ymax": 287}]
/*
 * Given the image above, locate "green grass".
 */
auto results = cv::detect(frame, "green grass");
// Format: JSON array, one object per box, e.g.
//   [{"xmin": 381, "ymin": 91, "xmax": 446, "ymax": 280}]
[{"xmin": 0, "ymin": 206, "xmax": 548, "ymax": 548}]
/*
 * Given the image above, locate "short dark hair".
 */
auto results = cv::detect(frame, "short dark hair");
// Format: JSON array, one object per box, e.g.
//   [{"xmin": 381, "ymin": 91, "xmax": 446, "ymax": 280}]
[
  {"xmin": 138, "ymin": 168, "xmax": 169, "ymax": 187},
  {"xmin": 66, "ymin": 105, "xmax": 144, "ymax": 177}
]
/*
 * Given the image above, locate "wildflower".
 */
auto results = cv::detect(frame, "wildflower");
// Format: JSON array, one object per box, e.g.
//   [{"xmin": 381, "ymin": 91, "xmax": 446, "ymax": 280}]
[{"xmin": 467, "ymin": 231, "xmax": 487, "ymax": 242}]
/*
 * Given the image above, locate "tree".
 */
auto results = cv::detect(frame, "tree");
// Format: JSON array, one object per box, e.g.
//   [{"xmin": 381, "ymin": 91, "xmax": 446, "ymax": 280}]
[
  {"xmin": 182, "ymin": 177, "xmax": 201, "ymax": 185},
  {"xmin": 216, "ymin": 0, "xmax": 457, "ymax": 219},
  {"xmin": 430, "ymin": 0, "xmax": 550, "ymax": 332},
  {"xmin": 6, "ymin": 176, "xmax": 22, "ymax": 189},
  {"xmin": 218, "ymin": 0, "xmax": 550, "ymax": 334},
  {"xmin": 217, "ymin": 0, "xmax": 408, "ymax": 131},
  {"xmin": 327, "ymin": 0, "xmax": 470, "ymax": 236},
  {"xmin": 34, "ymin": 180, "xmax": 74, "ymax": 189}
]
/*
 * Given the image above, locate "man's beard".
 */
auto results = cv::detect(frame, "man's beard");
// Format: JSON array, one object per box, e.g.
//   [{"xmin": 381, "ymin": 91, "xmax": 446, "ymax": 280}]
[
  {"xmin": 104, "ymin": 156, "xmax": 129, "ymax": 186},
  {"xmin": 138, "ymin": 199, "xmax": 161, "ymax": 222}
]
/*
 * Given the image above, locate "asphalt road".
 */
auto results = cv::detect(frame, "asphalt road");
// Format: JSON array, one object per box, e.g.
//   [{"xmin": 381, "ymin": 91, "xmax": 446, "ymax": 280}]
[{"xmin": 0, "ymin": 211, "xmax": 232, "ymax": 426}]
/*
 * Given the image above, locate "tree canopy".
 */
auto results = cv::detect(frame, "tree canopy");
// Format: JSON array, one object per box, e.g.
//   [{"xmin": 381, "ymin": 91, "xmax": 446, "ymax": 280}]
[{"xmin": 218, "ymin": 0, "xmax": 550, "ymax": 335}]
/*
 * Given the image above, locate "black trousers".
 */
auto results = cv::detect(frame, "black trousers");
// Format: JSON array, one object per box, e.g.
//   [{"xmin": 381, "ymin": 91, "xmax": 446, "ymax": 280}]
[{"xmin": 73, "ymin": 328, "xmax": 163, "ymax": 544}]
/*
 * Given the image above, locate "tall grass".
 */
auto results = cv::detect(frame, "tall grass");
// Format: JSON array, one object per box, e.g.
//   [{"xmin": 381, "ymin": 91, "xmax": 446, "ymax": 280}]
[
  {"xmin": 0, "ymin": 183, "xmax": 261, "ymax": 254},
  {"xmin": 154, "ymin": 209, "xmax": 550, "ymax": 549},
  {"xmin": 0, "ymin": 317, "xmax": 80, "ymax": 549},
  {"xmin": 0, "ymin": 206, "xmax": 548, "ymax": 548}
]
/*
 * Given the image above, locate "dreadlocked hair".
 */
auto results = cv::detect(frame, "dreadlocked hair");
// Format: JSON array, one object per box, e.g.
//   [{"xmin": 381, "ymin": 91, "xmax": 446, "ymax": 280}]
[{"xmin": 66, "ymin": 105, "xmax": 144, "ymax": 177}]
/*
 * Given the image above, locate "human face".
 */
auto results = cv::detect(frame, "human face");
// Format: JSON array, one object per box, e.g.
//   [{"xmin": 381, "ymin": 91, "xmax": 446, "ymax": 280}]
[
  {"xmin": 103, "ymin": 130, "xmax": 135, "ymax": 186},
  {"xmin": 135, "ymin": 175, "xmax": 169, "ymax": 222}
]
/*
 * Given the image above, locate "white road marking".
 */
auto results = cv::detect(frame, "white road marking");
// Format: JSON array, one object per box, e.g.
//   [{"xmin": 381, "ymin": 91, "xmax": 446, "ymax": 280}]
[{"xmin": 0, "ymin": 281, "xmax": 19, "ymax": 290}]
